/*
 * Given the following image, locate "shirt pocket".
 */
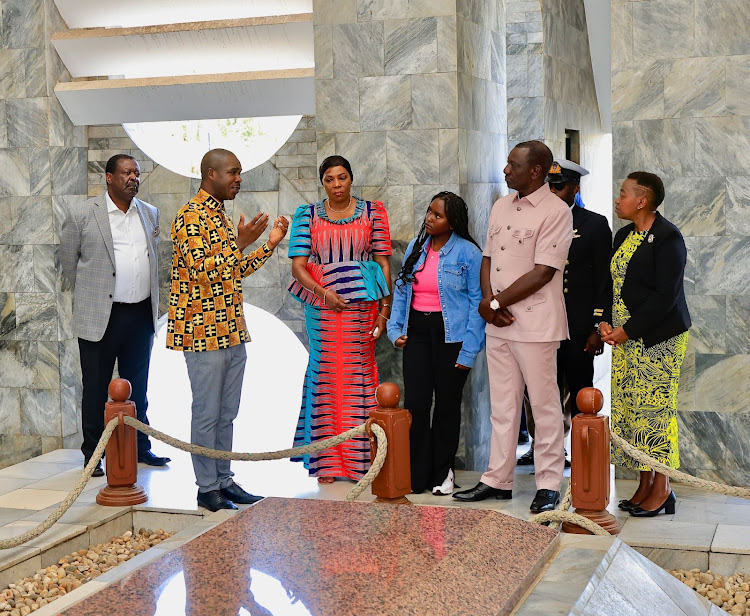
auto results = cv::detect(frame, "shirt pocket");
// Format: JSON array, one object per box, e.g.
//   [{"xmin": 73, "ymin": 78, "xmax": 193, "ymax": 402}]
[
  {"xmin": 509, "ymin": 227, "xmax": 536, "ymax": 258},
  {"xmin": 443, "ymin": 263, "xmax": 467, "ymax": 291}
]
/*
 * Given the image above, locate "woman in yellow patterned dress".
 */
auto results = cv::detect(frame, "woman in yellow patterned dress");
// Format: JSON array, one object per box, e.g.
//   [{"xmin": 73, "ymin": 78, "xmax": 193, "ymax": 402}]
[{"xmin": 599, "ymin": 172, "xmax": 691, "ymax": 517}]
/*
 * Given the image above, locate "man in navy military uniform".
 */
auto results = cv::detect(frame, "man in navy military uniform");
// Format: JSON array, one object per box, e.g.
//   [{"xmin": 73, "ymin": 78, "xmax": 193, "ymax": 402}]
[{"xmin": 518, "ymin": 159, "xmax": 612, "ymax": 466}]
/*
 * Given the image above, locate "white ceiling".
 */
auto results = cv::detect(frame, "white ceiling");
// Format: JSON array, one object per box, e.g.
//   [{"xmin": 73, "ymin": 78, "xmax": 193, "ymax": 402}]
[{"xmin": 53, "ymin": 0, "xmax": 312, "ymax": 28}]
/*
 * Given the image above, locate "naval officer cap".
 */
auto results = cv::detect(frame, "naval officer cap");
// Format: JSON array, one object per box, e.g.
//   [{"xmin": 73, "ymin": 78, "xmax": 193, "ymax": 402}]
[{"xmin": 547, "ymin": 159, "xmax": 590, "ymax": 184}]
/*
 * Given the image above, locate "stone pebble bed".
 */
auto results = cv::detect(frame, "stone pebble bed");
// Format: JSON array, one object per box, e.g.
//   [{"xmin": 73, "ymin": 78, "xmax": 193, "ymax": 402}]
[
  {"xmin": 672, "ymin": 569, "xmax": 750, "ymax": 615},
  {"xmin": 0, "ymin": 528, "xmax": 173, "ymax": 615}
]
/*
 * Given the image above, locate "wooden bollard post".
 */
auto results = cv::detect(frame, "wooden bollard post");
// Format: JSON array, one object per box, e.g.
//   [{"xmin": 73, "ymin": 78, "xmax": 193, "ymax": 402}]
[
  {"xmin": 367, "ymin": 383, "xmax": 412, "ymax": 505},
  {"xmin": 96, "ymin": 379, "xmax": 148, "ymax": 506},
  {"xmin": 562, "ymin": 387, "xmax": 620, "ymax": 535}
]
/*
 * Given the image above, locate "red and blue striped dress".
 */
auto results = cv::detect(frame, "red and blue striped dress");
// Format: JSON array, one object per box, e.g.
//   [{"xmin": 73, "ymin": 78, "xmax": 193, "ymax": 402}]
[{"xmin": 288, "ymin": 199, "xmax": 392, "ymax": 479}]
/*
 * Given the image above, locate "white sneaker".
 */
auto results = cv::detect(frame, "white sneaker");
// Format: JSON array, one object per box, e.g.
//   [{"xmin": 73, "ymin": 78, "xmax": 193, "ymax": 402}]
[{"xmin": 432, "ymin": 469, "xmax": 454, "ymax": 496}]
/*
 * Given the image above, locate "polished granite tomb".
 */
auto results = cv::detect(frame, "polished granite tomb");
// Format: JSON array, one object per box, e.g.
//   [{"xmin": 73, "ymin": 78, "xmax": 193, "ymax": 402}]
[{"xmin": 59, "ymin": 498, "xmax": 559, "ymax": 616}]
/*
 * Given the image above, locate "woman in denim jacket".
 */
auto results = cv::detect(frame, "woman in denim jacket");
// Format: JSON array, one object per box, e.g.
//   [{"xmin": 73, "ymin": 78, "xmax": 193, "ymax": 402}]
[{"xmin": 388, "ymin": 192, "xmax": 485, "ymax": 495}]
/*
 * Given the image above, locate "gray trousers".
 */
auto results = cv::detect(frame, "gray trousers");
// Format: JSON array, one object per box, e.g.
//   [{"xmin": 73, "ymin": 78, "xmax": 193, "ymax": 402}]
[{"xmin": 184, "ymin": 344, "xmax": 247, "ymax": 493}]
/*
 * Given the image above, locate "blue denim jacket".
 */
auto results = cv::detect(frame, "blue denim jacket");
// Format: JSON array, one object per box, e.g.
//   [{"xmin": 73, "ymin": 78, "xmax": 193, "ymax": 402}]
[{"xmin": 387, "ymin": 233, "xmax": 485, "ymax": 368}]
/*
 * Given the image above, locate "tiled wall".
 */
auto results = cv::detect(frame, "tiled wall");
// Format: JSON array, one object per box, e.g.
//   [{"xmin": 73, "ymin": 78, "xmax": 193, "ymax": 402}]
[
  {"xmin": 611, "ymin": 0, "xmax": 750, "ymax": 484},
  {"xmin": 0, "ymin": 0, "xmax": 88, "ymax": 467}
]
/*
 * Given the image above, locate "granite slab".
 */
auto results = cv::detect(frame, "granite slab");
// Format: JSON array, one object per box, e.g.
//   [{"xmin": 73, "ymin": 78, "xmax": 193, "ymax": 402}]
[{"xmin": 60, "ymin": 498, "xmax": 559, "ymax": 616}]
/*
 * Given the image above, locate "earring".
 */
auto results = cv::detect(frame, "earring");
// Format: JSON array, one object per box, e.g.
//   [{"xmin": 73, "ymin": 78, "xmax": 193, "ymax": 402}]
[{"xmin": 637, "ymin": 206, "xmax": 643, "ymax": 210}]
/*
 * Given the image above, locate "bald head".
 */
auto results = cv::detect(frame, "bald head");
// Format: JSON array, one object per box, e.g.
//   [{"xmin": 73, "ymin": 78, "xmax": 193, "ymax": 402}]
[{"xmin": 200, "ymin": 148, "xmax": 242, "ymax": 202}]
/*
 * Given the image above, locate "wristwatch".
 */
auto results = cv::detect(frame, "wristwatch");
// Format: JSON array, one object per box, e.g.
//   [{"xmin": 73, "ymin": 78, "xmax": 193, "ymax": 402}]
[
  {"xmin": 490, "ymin": 298, "xmax": 500, "ymax": 311},
  {"xmin": 595, "ymin": 322, "xmax": 603, "ymax": 335}
]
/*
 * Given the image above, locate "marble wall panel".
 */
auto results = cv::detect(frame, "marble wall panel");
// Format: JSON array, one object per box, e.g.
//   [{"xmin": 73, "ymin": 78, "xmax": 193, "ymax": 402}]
[
  {"xmin": 50, "ymin": 147, "xmax": 87, "ymax": 195},
  {"xmin": 315, "ymin": 79, "xmax": 361, "ymax": 133},
  {"xmin": 278, "ymin": 175, "xmax": 308, "ymax": 219},
  {"xmin": 695, "ymin": 353, "xmax": 750, "ymax": 414},
  {"xmin": 663, "ymin": 177, "xmax": 725, "ymax": 238},
  {"xmin": 611, "ymin": 62, "xmax": 665, "ymax": 122},
  {"xmin": 632, "ymin": 0, "xmax": 695, "ymax": 61},
  {"xmin": 0, "ymin": 387, "xmax": 21, "ymax": 435},
  {"xmin": 685, "ymin": 295, "xmax": 726, "ymax": 355},
  {"xmin": 664, "ymin": 57, "xmax": 726, "ymax": 119},
  {"xmin": 6, "ymin": 98, "xmax": 48, "ymax": 149},
  {"xmin": 11, "ymin": 196, "xmax": 53, "ymax": 245},
  {"xmin": 408, "ymin": 0, "xmax": 455, "ymax": 18},
  {"xmin": 725, "ymin": 56, "xmax": 750, "ymax": 117},
  {"xmin": 20, "ymin": 389, "xmax": 61, "ymax": 437},
  {"xmin": 313, "ymin": 0, "xmax": 357, "ymax": 25},
  {"xmin": 677, "ymin": 336, "xmax": 696, "ymax": 411},
  {"xmin": 14, "ymin": 292, "xmax": 57, "ymax": 342},
  {"xmin": 691, "ymin": 237, "xmax": 750, "ymax": 296},
  {"xmin": 0, "ymin": 50, "xmax": 26, "ymax": 99},
  {"xmin": 356, "ymin": 0, "xmax": 408, "ymax": 21},
  {"xmin": 335, "ymin": 130, "xmax": 387, "ymax": 187},
  {"xmin": 436, "ymin": 16, "xmax": 458, "ymax": 73},
  {"xmin": 0, "ymin": 199, "xmax": 11, "ymax": 244},
  {"xmin": 30, "ymin": 340, "xmax": 59, "ymax": 390},
  {"xmin": 412, "ymin": 73, "xmax": 458, "ymax": 130},
  {"xmin": 612, "ymin": 122, "xmax": 637, "ymax": 181},
  {"xmin": 633, "ymin": 119, "xmax": 695, "ymax": 178},
  {"xmin": 0, "ymin": 341, "xmax": 38, "ymax": 388},
  {"xmin": 379, "ymin": 185, "xmax": 415, "ymax": 241},
  {"xmin": 332, "ymin": 22, "xmax": 384, "ymax": 78},
  {"xmin": 314, "ymin": 26, "xmax": 333, "ymax": 79},
  {"xmin": 438, "ymin": 128, "xmax": 459, "ymax": 184},
  {"xmin": 695, "ymin": 116, "xmax": 750, "ymax": 177},
  {"xmin": 726, "ymin": 296, "xmax": 750, "ymax": 355},
  {"xmin": 386, "ymin": 130, "xmax": 440, "ymax": 185},
  {"xmin": 506, "ymin": 54, "xmax": 528, "ymax": 99},
  {"xmin": 507, "ymin": 96, "xmax": 544, "ymax": 142},
  {"xmin": 384, "ymin": 18, "xmax": 437, "ymax": 75},
  {"xmin": 695, "ymin": 0, "xmax": 750, "ymax": 57},
  {"xmin": 359, "ymin": 76, "xmax": 412, "ymax": 131},
  {"xmin": 457, "ymin": 18, "xmax": 491, "ymax": 80},
  {"xmin": 0, "ymin": 292, "xmax": 15, "ymax": 338},
  {"xmin": 29, "ymin": 148, "xmax": 51, "ymax": 197},
  {"xmin": 0, "ymin": 245, "xmax": 34, "ymax": 292},
  {"xmin": 0, "ymin": 148, "xmax": 31, "ymax": 197},
  {"xmin": 242, "ymin": 160, "xmax": 281, "ymax": 193},
  {"xmin": 1, "ymin": 0, "xmax": 45, "ymax": 49},
  {"xmin": 679, "ymin": 410, "xmax": 750, "ymax": 486}
]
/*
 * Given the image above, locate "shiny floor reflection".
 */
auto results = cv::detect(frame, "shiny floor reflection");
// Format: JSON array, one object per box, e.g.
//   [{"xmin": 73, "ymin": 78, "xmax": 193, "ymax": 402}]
[{"xmin": 60, "ymin": 498, "xmax": 559, "ymax": 616}]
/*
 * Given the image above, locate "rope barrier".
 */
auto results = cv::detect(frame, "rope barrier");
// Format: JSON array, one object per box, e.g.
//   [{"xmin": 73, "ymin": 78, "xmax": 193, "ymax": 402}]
[{"xmin": 0, "ymin": 418, "xmax": 388, "ymax": 550}]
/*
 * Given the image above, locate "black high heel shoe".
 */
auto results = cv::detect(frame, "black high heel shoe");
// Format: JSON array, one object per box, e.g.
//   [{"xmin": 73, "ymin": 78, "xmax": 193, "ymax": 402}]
[
  {"xmin": 617, "ymin": 499, "xmax": 639, "ymax": 511},
  {"xmin": 629, "ymin": 491, "xmax": 676, "ymax": 517}
]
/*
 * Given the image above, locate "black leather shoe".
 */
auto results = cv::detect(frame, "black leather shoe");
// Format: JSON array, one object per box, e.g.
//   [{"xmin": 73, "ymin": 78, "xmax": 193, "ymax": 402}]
[
  {"xmin": 629, "ymin": 491, "xmax": 676, "ymax": 517},
  {"xmin": 564, "ymin": 450, "xmax": 571, "ymax": 469},
  {"xmin": 220, "ymin": 482, "xmax": 264, "ymax": 505},
  {"xmin": 517, "ymin": 448, "xmax": 534, "ymax": 466},
  {"xmin": 197, "ymin": 489, "xmax": 238, "ymax": 512},
  {"xmin": 530, "ymin": 489, "xmax": 560, "ymax": 513},
  {"xmin": 138, "ymin": 450, "xmax": 171, "ymax": 466},
  {"xmin": 452, "ymin": 482, "xmax": 512, "ymax": 502},
  {"xmin": 618, "ymin": 499, "xmax": 639, "ymax": 511},
  {"xmin": 518, "ymin": 428, "xmax": 530, "ymax": 444},
  {"xmin": 85, "ymin": 460, "xmax": 104, "ymax": 477}
]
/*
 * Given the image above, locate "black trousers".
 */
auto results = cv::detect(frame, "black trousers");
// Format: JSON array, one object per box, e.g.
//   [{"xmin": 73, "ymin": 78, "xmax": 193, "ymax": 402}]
[
  {"xmin": 78, "ymin": 298, "xmax": 154, "ymax": 460},
  {"xmin": 402, "ymin": 309, "xmax": 469, "ymax": 493},
  {"xmin": 557, "ymin": 335, "xmax": 594, "ymax": 419}
]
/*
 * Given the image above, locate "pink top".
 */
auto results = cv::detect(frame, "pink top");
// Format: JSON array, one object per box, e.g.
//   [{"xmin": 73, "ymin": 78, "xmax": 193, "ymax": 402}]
[{"xmin": 411, "ymin": 248, "xmax": 442, "ymax": 312}]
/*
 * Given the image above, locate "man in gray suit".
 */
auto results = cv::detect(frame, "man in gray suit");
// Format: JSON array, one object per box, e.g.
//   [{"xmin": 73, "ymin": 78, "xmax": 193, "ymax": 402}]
[{"xmin": 60, "ymin": 154, "xmax": 170, "ymax": 476}]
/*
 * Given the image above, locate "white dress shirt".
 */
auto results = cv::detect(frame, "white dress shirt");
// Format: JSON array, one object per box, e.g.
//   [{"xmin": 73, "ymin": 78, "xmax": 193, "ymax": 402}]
[{"xmin": 106, "ymin": 192, "xmax": 151, "ymax": 303}]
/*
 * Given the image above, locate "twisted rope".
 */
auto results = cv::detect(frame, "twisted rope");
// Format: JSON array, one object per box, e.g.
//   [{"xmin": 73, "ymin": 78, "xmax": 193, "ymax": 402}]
[
  {"xmin": 611, "ymin": 432, "xmax": 750, "ymax": 500},
  {"xmin": 527, "ymin": 482, "xmax": 612, "ymax": 537},
  {"xmin": 0, "ymin": 418, "xmax": 388, "ymax": 550}
]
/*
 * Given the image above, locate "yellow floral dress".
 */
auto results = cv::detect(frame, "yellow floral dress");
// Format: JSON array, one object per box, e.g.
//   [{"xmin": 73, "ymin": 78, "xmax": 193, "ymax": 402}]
[{"xmin": 610, "ymin": 230, "xmax": 689, "ymax": 470}]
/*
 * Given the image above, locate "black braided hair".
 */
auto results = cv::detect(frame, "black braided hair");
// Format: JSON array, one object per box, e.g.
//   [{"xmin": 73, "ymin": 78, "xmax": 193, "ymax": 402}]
[{"xmin": 395, "ymin": 191, "xmax": 480, "ymax": 289}]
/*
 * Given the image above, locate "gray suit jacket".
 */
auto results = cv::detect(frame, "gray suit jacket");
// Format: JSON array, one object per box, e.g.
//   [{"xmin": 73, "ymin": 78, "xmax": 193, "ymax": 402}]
[{"xmin": 60, "ymin": 192, "xmax": 160, "ymax": 342}]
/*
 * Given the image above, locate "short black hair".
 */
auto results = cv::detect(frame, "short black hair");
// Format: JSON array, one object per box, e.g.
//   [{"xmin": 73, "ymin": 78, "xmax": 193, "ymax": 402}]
[
  {"xmin": 627, "ymin": 171, "xmax": 665, "ymax": 209},
  {"xmin": 319, "ymin": 155, "xmax": 353, "ymax": 184},
  {"xmin": 105, "ymin": 154, "xmax": 137, "ymax": 175},
  {"xmin": 515, "ymin": 140, "xmax": 553, "ymax": 175}
]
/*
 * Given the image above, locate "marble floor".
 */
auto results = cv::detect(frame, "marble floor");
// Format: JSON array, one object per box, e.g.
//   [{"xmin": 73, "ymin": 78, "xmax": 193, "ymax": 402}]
[{"xmin": 0, "ymin": 447, "xmax": 747, "ymax": 614}]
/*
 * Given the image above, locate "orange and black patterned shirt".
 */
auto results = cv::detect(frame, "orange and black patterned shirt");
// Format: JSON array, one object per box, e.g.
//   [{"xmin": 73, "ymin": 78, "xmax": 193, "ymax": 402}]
[{"xmin": 167, "ymin": 189, "xmax": 273, "ymax": 352}]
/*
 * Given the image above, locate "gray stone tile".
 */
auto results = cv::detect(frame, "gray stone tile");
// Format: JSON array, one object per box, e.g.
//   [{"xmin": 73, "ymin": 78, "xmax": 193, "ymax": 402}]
[
  {"xmin": 708, "ymin": 552, "xmax": 750, "ymax": 576},
  {"xmin": 242, "ymin": 159, "xmax": 280, "ymax": 193},
  {"xmin": 457, "ymin": 18, "xmax": 491, "ymax": 80},
  {"xmin": 695, "ymin": 0, "xmax": 750, "ymax": 56},
  {"xmin": 664, "ymin": 57, "xmax": 726, "ymax": 119},
  {"xmin": 379, "ymin": 185, "xmax": 414, "ymax": 242},
  {"xmin": 0, "ymin": 388, "xmax": 21, "ymax": 435},
  {"xmin": 20, "ymin": 389, "xmax": 61, "ymax": 437},
  {"xmin": 0, "ymin": 50, "xmax": 25, "ymax": 100},
  {"xmin": 632, "ymin": 0, "xmax": 695, "ymax": 61},
  {"xmin": 618, "ymin": 519, "xmax": 716, "ymax": 551},
  {"xmin": 11, "ymin": 196, "xmax": 53, "ymax": 245},
  {"xmin": 695, "ymin": 353, "xmax": 750, "ymax": 414},
  {"xmin": 6, "ymin": 98, "xmax": 48, "ymax": 149},
  {"xmin": 386, "ymin": 130, "xmax": 439, "ymax": 185},
  {"xmin": 335, "ymin": 131, "xmax": 387, "ymax": 186},
  {"xmin": 685, "ymin": 295, "xmax": 725, "ymax": 355},
  {"xmin": 14, "ymin": 293, "xmax": 57, "ymax": 342},
  {"xmin": 0, "ymin": 148, "xmax": 30, "ymax": 198},
  {"xmin": 412, "ymin": 73, "xmax": 457, "ymax": 129},
  {"xmin": 408, "ymin": 0, "xmax": 454, "ymax": 18},
  {"xmin": 695, "ymin": 117, "xmax": 750, "ymax": 176},
  {"xmin": 726, "ymin": 56, "xmax": 750, "ymax": 116},
  {"xmin": 726, "ymin": 296, "xmax": 750, "ymax": 355},
  {"xmin": 611, "ymin": 61, "xmax": 665, "ymax": 121},
  {"xmin": 634, "ymin": 547, "xmax": 709, "ymax": 572},
  {"xmin": 436, "ymin": 16, "xmax": 457, "ymax": 73},
  {"xmin": 612, "ymin": 121, "xmax": 636, "ymax": 181},
  {"xmin": 1, "ymin": 0, "xmax": 44, "ymax": 49},
  {"xmin": 384, "ymin": 17, "xmax": 437, "ymax": 75},
  {"xmin": 356, "ymin": 0, "xmax": 407, "ymax": 21},
  {"xmin": 51, "ymin": 147, "xmax": 87, "ymax": 195},
  {"xmin": 314, "ymin": 25, "xmax": 333, "ymax": 79},
  {"xmin": 508, "ymin": 96, "xmax": 544, "ymax": 142},
  {"xmin": 506, "ymin": 54, "xmax": 528, "ymax": 99},
  {"xmin": 692, "ymin": 236, "xmax": 750, "ymax": 296},
  {"xmin": 0, "ymin": 245, "xmax": 34, "ymax": 293},
  {"xmin": 24, "ymin": 47, "xmax": 46, "ymax": 99},
  {"xmin": 438, "ymin": 129, "xmax": 459, "ymax": 184},
  {"xmin": 634, "ymin": 118, "xmax": 694, "ymax": 177},
  {"xmin": 29, "ymin": 147, "xmax": 51, "ymax": 197},
  {"xmin": 662, "ymin": 177, "xmax": 724, "ymax": 238},
  {"xmin": 313, "ymin": 0, "xmax": 356, "ymax": 25},
  {"xmin": 359, "ymin": 75, "xmax": 412, "ymax": 131},
  {"xmin": 333, "ymin": 22, "xmax": 384, "ymax": 78},
  {"xmin": 726, "ymin": 176, "xmax": 750, "ymax": 237},
  {"xmin": 315, "ymin": 78, "xmax": 361, "ymax": 133}
]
